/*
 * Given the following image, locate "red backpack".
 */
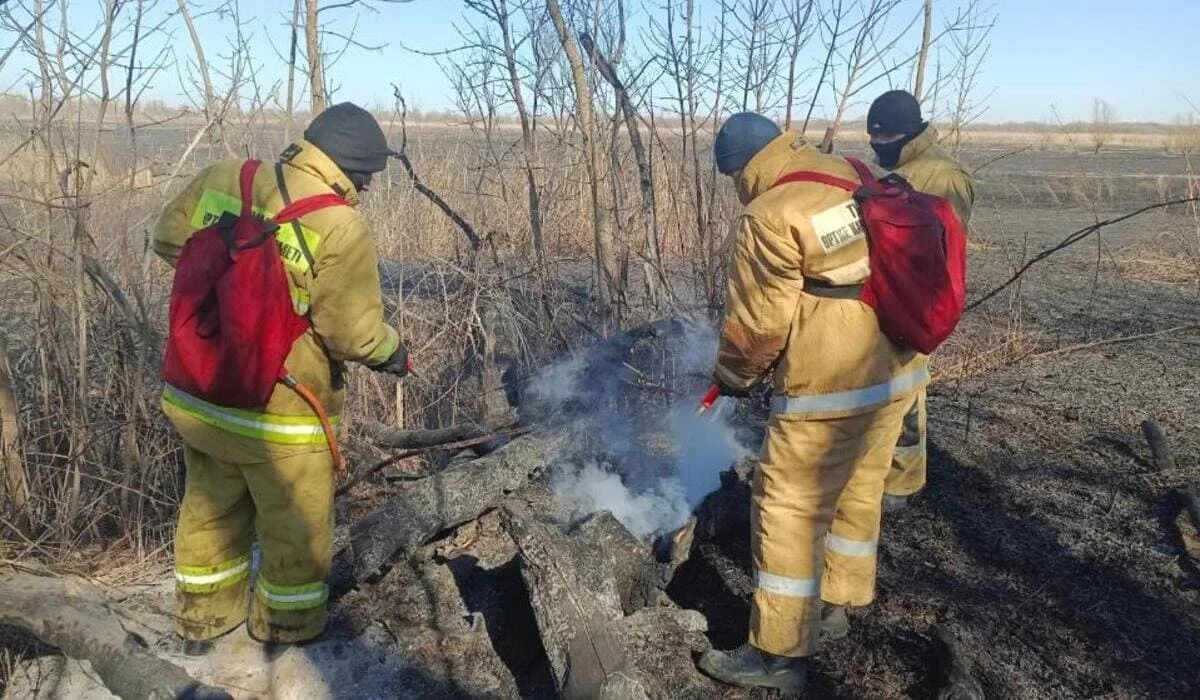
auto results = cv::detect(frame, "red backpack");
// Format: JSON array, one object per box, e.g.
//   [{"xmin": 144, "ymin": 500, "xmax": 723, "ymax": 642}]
[
  {"xmin": 773, "ymin": 156, "xmax": 967, "ymax": 354},
  {"xmin": 162, "ymin": 158, "xmax": 345, "ymax": 413}
]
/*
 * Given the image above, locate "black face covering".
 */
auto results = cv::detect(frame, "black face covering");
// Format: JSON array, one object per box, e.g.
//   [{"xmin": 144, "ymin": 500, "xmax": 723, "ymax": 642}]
[
  {"xmin": 346, "ymin": 170, "xmax": 373, "ymax": 192},
  {"xmin": 871, "ymin": 133, "xmax": 916, "ymax": 169}
]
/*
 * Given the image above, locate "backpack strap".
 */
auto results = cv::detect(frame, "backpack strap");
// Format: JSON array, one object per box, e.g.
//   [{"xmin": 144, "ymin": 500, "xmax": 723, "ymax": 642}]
[
  {"xmin": 237, "ymin": 159, "xmax": 261, "ymax": 219},
  {"xmin": 843, "ymin": 156, "xmax": 878, "ymax": 186},
  {"xmin": 772, "ymin": 156, "xmax": 880, "ymax": 192},
  {"xmin": 274, "ymin": 194, "xmax": 346, "ymax": 224},
  {"xmin": 773, "ymin": 170, "xmax": 858, "ymax": 192},
  {"xmin": 274, "ymin": 162, "xmax": 317, "ymax": 274}
]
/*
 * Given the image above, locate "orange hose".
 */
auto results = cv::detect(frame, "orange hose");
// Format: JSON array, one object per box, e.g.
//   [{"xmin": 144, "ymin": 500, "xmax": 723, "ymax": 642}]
[{"xmin": 282, "ymin": 374, "xmax": 345, "ymax": 473}]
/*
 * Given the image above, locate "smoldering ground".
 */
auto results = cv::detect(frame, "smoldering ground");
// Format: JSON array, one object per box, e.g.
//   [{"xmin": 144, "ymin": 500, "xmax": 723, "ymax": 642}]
[{"xmin": 522, "ymin": 321, "xmax": 750, "ymax": 538}]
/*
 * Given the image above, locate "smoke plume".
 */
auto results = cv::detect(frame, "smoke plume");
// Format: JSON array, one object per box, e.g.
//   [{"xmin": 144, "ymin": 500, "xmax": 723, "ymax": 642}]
[{"xmin": 526, "ymin": 321, "xmax": 750, "ymax": 538}]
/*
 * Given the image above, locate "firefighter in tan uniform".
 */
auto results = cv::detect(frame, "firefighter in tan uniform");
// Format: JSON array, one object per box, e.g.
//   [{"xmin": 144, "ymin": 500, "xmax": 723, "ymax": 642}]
[
  {"xmin": 695, "ymin": 113, "xmax": 928, "ymax": 692},
  {"xmin": 866, "ymin": 90, "xmax": 975, "ymax": 509},
  {"xmin": 154, "ymin": 103, "xmax": 410, "ymax": 654}
]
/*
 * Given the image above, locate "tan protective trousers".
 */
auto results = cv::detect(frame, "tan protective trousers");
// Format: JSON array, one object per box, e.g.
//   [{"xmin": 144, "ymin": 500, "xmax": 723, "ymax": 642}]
[
  {"xmin": 884, "ymin": 388, "xmax": 927, "ymax": 497},
  {"xmin": 173, "ymin": 444, "xmax": 334, "ymax": 644},
  {"xmin": 749, "ymin": 397, "xmax": 909, "ymax": 657}
]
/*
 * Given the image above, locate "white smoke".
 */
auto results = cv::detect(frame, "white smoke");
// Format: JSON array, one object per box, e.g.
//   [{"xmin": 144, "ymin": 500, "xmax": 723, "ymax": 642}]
[{"xmin": 530, "ymin": 322, "xmax": 751, "ymax": 538}]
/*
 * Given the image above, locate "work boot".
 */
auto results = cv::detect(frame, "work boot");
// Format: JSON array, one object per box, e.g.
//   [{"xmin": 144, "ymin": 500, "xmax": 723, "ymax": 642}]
[
  {"xmin": 820, "ymin": 604, "xmax": 849, "ymax": 641},
  {"xmin": 182, "ymin": 639, "xmax": 215, "ymax": 657},
  {"xmin": 697, "ymin": 643, "xmax": 807, "ymax": 692},
  {"xmin": 883, "ymin": 494, "xmax": 909, "ymax": 513}
]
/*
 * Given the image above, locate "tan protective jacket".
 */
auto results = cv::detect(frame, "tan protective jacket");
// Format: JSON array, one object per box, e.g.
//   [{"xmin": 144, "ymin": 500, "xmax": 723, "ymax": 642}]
[
  {"xmin": 153, "ymin": 140, "xmax": 399, "ymax": 457},
  {"xmin": 715, "ymin": 132, "xmax": 927, "ymax": 419},
  {"xmin": 891, "ymin": 126, "xmax": 975, "ymax": 226}
]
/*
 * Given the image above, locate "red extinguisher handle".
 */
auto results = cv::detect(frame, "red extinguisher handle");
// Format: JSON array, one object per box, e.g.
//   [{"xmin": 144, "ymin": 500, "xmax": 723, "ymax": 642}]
[{"xmin": 697, "ymin": 384, "xmax": 721, "ymax": 414}]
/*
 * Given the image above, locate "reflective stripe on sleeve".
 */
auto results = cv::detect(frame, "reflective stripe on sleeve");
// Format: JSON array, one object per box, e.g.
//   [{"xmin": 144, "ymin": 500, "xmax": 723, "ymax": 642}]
[
  {"xmin": 771, "ymin": 365, "xmax": 930, "ymax": 415},
  {"xmin": 255, "ymin": 578, "xmax": 329, "ymax": 611},
  {"xmin": 754, "ymin": 570, "xmax": 820, "ymax": 598},
  {"xmin": 826, "ymin": 533, "xmax": 878, "ymax": 557},
  {"xmin": 176, "ymin": 553, "xmax": 252, "ymax": 593},
  {"xmin": 163, "ymin": 385, "xmax": 337, "ymax": 445}
]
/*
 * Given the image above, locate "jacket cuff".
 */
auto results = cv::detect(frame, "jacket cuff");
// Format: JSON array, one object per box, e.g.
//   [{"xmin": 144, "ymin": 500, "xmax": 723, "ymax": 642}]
[{"xmin": 364, "ymin": 325, "xmax": 400, "ymax": 367}]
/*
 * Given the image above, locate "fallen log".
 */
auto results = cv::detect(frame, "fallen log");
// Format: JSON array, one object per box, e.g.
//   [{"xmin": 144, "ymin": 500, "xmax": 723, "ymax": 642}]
[
  {"xmin": 335, "ymin": 426, "xmax": 531, "ymax": 497},
  {"xmin": 933, "ymin": 625, "xmax": 985, "ymax": 700},
  {"xmin": 1174, "ymin": 487, "xmax": 1200, "ymax": 560},
  {"xmin": 502, "ymin": 506, "xmax": 648, "ymax": 700},
  {"xmin": 1141, "ymin": 420, "xmax": 1177, "ymax": 471},
  {"xmin": 0, "ymin": 572, "xmax": 232, "ymax": 700},
  {"xmin": 350, "ymin": 430, "xmax": 569, "ymax": 578}
]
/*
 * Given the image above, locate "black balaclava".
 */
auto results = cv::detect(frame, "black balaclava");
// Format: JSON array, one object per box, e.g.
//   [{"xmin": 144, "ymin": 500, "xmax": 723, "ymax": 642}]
[
  {"xmin": 867, "ymin": 90, "xmax": 928, "ymax": 169},
  {"xmin": 303, "ymin": 103, "xmax": 391, "ymax": 191},
  {"xmin": 871, "ymin": 127, "xmax": 925, "ymax": 169}
]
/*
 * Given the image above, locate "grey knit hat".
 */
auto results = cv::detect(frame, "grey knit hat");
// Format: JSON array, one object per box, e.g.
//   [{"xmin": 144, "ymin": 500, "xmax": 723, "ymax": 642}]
[{"xmin": 303, "ymin": 102, "xmax": 392, "ymax": 174}]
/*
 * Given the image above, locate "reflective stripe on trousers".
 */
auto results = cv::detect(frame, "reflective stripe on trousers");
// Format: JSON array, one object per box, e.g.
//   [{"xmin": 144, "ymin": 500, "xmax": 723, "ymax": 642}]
[
  {"xmin": 163, "ymin": 385, "xmax": 337, "ymax": 444},
  {"xmin": 771, "ymin": 365, "xmax": 930, "ymax": 416},
  {"xmin": 256, "ymin": 577, "xmax": 329, "ymax": 611},
  {"xmin": 175, "ymin": 552, "xmax": 252, "ymax": 593}
]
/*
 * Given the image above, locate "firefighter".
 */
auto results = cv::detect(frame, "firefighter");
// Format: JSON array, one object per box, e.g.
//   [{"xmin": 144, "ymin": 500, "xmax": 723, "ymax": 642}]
[
  {"xmin": 866, "ymin": 89, "xmax": 975, "ymax": 510},
  {"xmin": 153, "ymin": 102, "xmax": 410, "ymax": 654},
  {"xmin": 696, "ymin": 113, "xmax": 927, "ymax": 692}
]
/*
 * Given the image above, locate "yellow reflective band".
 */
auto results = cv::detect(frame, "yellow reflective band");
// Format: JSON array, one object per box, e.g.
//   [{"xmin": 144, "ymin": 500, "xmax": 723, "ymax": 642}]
[
  {"xmin": 826, "ymin": 533, "xmax": 878, "ymax": 557},
  {"xmin": 176, "ymin": 553, "xmax": 252, "ymax": 594},
  {"xmin": 189, "ymin": 188, "xmax": 324, "ymax": 275},
  {"xmin": 163, "ymin": 385, "xmax": 339, "ymax": 445},
  {"xmin": 255, "ymin": 577, "xmax": 328, "ymax": 611},
  {"xmin": 755, "ymin": 570, "xmax": 819, "ymax": 598},
  {"xmin": 771, "ymin": 365, "xmax": 931, "ymax": 416}
]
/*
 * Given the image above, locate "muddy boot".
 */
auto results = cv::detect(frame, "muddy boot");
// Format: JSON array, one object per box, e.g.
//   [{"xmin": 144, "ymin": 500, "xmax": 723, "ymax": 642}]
[
  {"xmin": 697, "ymin": 643, "xmax": 807, "ymax": 693},
  {"xmin": 820, "ymin": 604, "xmax": 849, "ymax": 641},
  {"xmin": 182, "ymin": 639, "xmax": 215, "ymax": 657},
  {"xmin": 883, "ymin": 494, "xmax": 909, "ymax": 513}
]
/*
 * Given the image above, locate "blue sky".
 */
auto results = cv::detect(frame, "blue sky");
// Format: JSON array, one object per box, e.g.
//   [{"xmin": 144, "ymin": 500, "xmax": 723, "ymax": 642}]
[{"xmin": 2, "ymin": 0, "xmax": 1197, "ymax": 123}]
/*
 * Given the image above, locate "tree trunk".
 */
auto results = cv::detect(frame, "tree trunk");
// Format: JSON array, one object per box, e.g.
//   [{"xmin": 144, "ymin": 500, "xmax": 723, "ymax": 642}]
[
  {"xmin": 305, "ymin": 0, "xmax": 326, "ymax": 113},
  {"xmin": 0, "ymin": 573, "xmax": 233, "ymax": 700},
  {"xmin": 0, "ymin": 339, "xmax": 30, "ymax": 513},
  {"xmin": 546, "ymin": 0, "xmax": 620, "ymax": 324},
  {"xmin": 579, "ymin": 32, "xmax": 665, "ymax": 311},
  {"xmin": 914, "ymin": 0, "xmax": 933, "ymax": 101},
  {"xmin": 285, "ymin": 0, "xmax": 302, "ymax": 142}
]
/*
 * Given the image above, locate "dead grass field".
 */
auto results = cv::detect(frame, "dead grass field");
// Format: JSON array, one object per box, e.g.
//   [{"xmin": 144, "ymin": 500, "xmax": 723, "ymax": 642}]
[{"xmin": 2, "ymin": 120, "xmax": 1199, "ymax": 698}]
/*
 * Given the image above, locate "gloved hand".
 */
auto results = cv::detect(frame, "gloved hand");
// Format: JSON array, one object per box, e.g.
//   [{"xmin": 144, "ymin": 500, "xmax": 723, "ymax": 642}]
[
  {"xmin": 713, "ymin": 373, "xmax": 753, "ymax": 398},
  {"xmin": 372, "ymin": 344, "xmax": 411, "ymax": 377}
]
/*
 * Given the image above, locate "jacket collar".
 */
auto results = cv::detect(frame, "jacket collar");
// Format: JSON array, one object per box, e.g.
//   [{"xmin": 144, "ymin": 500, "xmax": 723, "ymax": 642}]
[
  {"xmin": 894, "ymin": 125, "xmax": 940, "ymax": 169},
  {"xmin": 734, "ymin": 131, "xmax": 815, "ymax": 203},
  {"xmin": 278, "ymin": 139, "xmax": 360, "ymax": 207}
]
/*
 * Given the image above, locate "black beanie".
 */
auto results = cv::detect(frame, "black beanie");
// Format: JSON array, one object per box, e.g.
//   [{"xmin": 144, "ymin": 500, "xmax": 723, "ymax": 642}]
[
  {"xmin": 867, "ymin": 90, "xmax": 925, "ymax": 135},
  {"xmin": 714, "ymin": 112, "xmax": 783, "ymax": 175},
  {"xmin": 303, "ymin": 102, "xmax": 391, "ymax": 174}
]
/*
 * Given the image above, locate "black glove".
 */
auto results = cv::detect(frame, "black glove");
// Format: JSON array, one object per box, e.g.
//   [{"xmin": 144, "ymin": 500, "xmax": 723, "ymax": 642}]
[
  {"xmin": 372, "ymin": 344, "xmax": 411, "ymax": 377},
  {"xmin": 713, "ymin": 373, "xmax": 753, "ymax": 398}
]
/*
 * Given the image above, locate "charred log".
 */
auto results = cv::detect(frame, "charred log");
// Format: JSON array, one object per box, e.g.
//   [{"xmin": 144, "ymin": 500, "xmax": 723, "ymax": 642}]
[
  {"xmin": 0, "ymin": 572, "xmax": 232, "ymax": 700},
  {"xmin": 502, "ymin": 505, "xmax": 649, "ymax": 700},
  {"xmin": 350, "ymin": 431, "xmax": 569, "ymax": 579}
]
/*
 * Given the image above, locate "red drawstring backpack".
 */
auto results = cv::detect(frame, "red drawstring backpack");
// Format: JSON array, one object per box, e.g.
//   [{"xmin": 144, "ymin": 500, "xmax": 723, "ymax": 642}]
[
  {"xmin": 162, "ymin": 159, "xmax": 347, "ymax": 465},
  {"xmin": 773, "ymin": 156, "xmax": 967, "ymax": 354}
]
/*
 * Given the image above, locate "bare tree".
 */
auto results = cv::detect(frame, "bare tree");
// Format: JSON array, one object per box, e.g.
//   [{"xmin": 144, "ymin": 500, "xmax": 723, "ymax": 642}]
[
  {"xmin": 306, "ymin": 0, "xmax": 326, "ymax": 112},
  {"xmin": 942, "ymin": 2, "xmax": 996, "ymax": 155},
  {"xmin": 913, "ymin": 0, "xmax": 933, "ymax": 100},
  {"xmin": 546, "ymin": 0, "xmax": 621, "ymax": 323},
  {"xmin": 782, "ymin": 0, "xmax": 816, "ymax": 130},
  {"xmin": 1091, "ymin": 98, "xmax": 1116, "ymax": 154}
]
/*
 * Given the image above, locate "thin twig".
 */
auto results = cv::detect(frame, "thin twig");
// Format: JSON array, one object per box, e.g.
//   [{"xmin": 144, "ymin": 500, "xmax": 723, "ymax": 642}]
[
  {"xmin": 966, "ymin": 197, "xmax": 1200, "ymax": 313},
  {"xmin": 1033, "ymin": 324, "xmax": 1199, "ymax": 359}
]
